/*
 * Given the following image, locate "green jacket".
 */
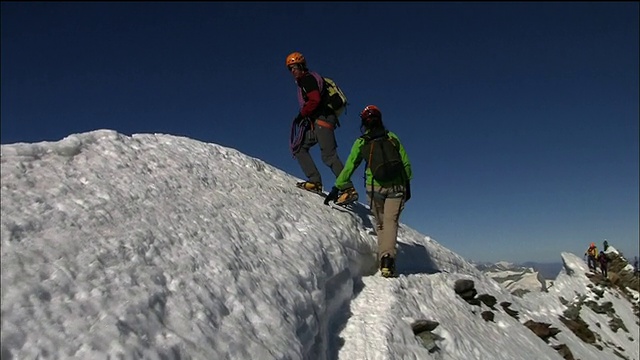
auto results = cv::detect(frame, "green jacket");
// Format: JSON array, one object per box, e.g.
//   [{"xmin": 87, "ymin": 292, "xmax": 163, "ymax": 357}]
[{"xmin": 334, "ymin": 130, "xmax": 412, "ymax": 190}]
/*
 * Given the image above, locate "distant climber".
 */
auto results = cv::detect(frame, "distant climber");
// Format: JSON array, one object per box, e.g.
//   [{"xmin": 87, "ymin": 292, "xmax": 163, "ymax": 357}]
[
  {"xmin": 598, "ymin": 251, "xmax": 608, "ymax": 278},
  {"xmin": 584, "ymin": 243, "xmax": 598, "ymax": 272}
]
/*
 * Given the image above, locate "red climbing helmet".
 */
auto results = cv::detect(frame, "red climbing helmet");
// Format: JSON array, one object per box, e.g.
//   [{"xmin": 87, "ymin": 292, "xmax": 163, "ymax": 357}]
[{"xmin": 360, "ymin": 105, "xmax": 382, "ymax": 122}]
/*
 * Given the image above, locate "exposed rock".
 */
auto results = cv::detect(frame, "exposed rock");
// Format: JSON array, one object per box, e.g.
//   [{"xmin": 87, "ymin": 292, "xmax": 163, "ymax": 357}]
[
  {"xmin": 411, "ymin": 320, "xmax": 440, "ymax": 334},
  {"xmin": 500, "ymin": 301, "xmax": 520, "ymax": 320},
  {"xmin": 523, "ymin": 320, "xmax": 561, "ymax": 343},
  {"xmin": 412, "ymin": 319, "xmax": 443, "ymax": 353},
  {"xmin": 609, "ymin": 272, "xmax": 621, "ymax": 286},
  {"xmin": 477, "ymin": 294, "xmax": 497, "ymax": 309},
  {"xmin": 585, "ymin": 300, "xmax": 614, "ymax": 315},
  {"xmin": 511, "ymin": 288, "xmax": 531, "ymax": 298},
  {"xmin": 481, "ymin": 311, "xmax": 495, "ymax": 322},
  {"xmin": 608, "ymin": 252, "xmax": 640, "ymax": 291},
  {"xmin": 416, "ymin": 331, "xmax": 443, "ymax": 353},
  {"xmin": 454, "ymin": 279, "xmax": 475, "ymax": 294},
  {"xmin": 592, "ymin": 287, "xmax": 605, "ymax": 298},
  {"xmin": 563, "ymin": 307, "xmax": 580, "ymax": 321},
  {"xmin": 559, "ymin": 316, "xmax": 596, "ymax": 344},
  {"xmin": 454, "ymin": 279, "xmax": 477, "ymax": 301},
  {"xmin": 612, "ymin": 348, "xmax": 630, "ymax": 359},
  {"xmin": 609, "ymin": 317, "xmax": 629, "ymax": 333},
  {"xmin": 588, "ymin": 252, "xmax": 639, "ymax": 307},
  {"xmin": 466, "ymin": 298, "xmax": 482, "ymax": 306},
  {"xmin": 559, "ymin": 296, "xmax": 569, "ymax": 306},
  {"xmin": 551, "ymin": 344, "xmax": 575, "ymax": 360}
]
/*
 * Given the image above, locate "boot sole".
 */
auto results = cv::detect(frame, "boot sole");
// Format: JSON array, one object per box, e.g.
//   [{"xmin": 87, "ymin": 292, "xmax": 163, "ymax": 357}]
[
  {"xmin": 380, "ymin": 268, "xmax": 396, "ymax": 278},
  {"xmin": 296, "ymin": 184, "xmax": 325, "ymax": 197}
]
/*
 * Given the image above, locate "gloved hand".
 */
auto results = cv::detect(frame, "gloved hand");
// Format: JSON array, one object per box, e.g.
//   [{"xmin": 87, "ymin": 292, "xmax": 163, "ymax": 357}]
[
  {"xmin": 324, "ymin": 186, "xmax": 340, "ymax": 205},
  {"xmin": 404, "ymin": 181, "xmax": 411, "ymax": 202},
  {"xmin": 293, "ymin": 113, "xmax": 305, "ymax": 125}
]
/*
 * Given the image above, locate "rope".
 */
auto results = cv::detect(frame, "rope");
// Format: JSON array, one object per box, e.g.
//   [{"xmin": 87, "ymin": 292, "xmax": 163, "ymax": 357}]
[{"xmin": 289, "ymin": 118, "xmax": 309, "ymax": 156}]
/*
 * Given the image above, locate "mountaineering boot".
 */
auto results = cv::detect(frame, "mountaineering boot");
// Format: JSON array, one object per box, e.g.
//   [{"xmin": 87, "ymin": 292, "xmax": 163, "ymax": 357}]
[
  {"xmin": 296, "ymin": 181, "xmax": 323, "ymax": 194},
  {"xmin": 380, "ymin": 254, "xmax": 396, "ymax": 278},
  {"xmin": 335, "ymin": 187, "xmax": 358, "ymax": 206}
]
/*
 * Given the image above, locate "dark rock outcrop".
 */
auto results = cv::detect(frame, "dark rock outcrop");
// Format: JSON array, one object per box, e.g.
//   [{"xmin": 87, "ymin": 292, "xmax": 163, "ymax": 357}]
[
  {"xmin": 551, "ymin": 344, "xmax": 575, "ymax": 360},
  {"xmin": 559, "ymin": 316, "xmax": 596, "ymax": 344},
  {"xmin": 411, "ymin": 319, "xmax": 442, "ymax": 353},
  {"xmin": 477, "ymin": 294, "xmax": 497, "ymax": 309},
  {"xmin": 481, "ymin": 311, "xmax": 495, "ymax": 322},
  {"xmin": 500, "ymin": 302, "xmax": 520, "ymax": 320},
  {"xmin": 523, "ymin": 320, "xmax": 561, "ymax": 343}
]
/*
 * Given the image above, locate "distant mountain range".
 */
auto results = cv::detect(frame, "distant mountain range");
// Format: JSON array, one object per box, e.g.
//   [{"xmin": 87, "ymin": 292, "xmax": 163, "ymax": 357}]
[
  {"xmin": 473, "ymin": 261, "xmax": 562, "ymax": 280},
  {"xmin": 472, "ymin": 261, "xmax": 563, "ymax": 297},
  {"xmin": 473, "ymin": 261, "xmax": 550, "ymax": 297},
  {"xmin": 521, "ymin": 261, "xmax": 563, "ymax": 279}
]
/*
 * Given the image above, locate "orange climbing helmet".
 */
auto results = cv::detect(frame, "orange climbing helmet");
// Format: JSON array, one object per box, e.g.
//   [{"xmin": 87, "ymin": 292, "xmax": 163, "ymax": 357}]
[{"xmin": 285, "ymin": 52, "xmax": 306, "ymax": 68}]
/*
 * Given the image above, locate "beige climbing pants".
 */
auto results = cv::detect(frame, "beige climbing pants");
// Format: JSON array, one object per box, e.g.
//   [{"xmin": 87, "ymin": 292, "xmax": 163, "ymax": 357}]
[{"xmin": 366, "ymin": 184, "xmax": 406, "ymax": 261}]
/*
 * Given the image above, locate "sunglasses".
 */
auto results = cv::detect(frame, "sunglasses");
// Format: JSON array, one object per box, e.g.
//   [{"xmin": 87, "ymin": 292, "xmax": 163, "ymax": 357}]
[
  {"xmin": 360, "ymin": 110, "xmax": 376, "ymax": 120},
  {"xmin": 288, "ymin": 64, "xmax": 302, "ymax": 72}
]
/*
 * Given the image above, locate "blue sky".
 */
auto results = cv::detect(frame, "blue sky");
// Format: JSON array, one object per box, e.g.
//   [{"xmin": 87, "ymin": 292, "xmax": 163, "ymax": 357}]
[{"xmin": 2, "ymin": 2, "xmax": 638, "ymax": 263}]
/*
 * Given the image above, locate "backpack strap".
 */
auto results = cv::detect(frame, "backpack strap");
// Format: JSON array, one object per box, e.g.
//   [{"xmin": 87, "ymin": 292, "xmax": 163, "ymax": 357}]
[
  {"xmin": 360, "ymin": 129, "xmax": 389, "ymax": 142},
  {"xmin": 296, "ymin": 71, "xmax": 325, "ymax": 109},
  {"xmin": 309, "ymin": 72, "xmax": 325, "ymax": 95},
  {"xmin": 361, "ymin": 130, "xmax": 391, "ymax": 199}
]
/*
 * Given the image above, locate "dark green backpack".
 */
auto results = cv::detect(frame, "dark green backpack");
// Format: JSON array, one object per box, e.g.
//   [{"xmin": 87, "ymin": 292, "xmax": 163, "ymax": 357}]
[{"xmin": 360, "ymin": 131, "xmax": 406, "ymax": 183}]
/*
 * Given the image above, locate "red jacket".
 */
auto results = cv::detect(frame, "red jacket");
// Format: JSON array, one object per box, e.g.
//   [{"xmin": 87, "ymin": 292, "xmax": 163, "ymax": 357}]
[{"xmin": 296, "ymin": 72, "xmax": 324, "ymax": 118}]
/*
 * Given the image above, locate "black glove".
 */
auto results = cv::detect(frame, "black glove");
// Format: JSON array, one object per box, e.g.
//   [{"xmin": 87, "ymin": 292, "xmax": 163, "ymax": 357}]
[
  {"xmin": 404, "ymin": 181, "xmax": 411, "ymax": 202},
  {"xmin": 324, "ymin": 186, "xmax": 340, "ymax": 205},
  {"xmin": 293, "ymin": 113, "xmax": 305, "ymax": 125}
]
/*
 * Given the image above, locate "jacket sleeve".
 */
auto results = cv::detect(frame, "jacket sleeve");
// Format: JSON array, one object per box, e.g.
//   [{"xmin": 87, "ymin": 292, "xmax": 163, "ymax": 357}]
[
  {"xmin": 334, "ymin": 139, "xmax": 364, "ymax": 190},
  {"xmin": 300, "ymin": 90, "xmax": 321, "ymax": 117},
  {"xmin": 389, "ymin": 132, "xmax": 412, "ymax": 181},
  {"xmin": 298, "ymin": 75, "xmax": 321, "ymax": 117}
]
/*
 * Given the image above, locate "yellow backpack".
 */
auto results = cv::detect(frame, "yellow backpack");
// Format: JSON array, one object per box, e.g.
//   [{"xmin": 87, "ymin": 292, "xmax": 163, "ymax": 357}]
[{"xmin": 323, "ymin": 77, "xmax": 348, "ymax": 118}]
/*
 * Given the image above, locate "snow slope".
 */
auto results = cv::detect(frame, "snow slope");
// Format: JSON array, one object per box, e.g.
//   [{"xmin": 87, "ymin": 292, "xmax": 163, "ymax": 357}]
[{"xmin": 1, "ymin": 130, "xmax": 638, "ymax": 360}]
